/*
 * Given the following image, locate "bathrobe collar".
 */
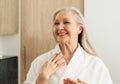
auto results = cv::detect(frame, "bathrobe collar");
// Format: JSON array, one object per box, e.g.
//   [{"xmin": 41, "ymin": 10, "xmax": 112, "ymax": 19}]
[{"xmin": 54, "ymin": 43, "xmax": 85, "ymax": 83}]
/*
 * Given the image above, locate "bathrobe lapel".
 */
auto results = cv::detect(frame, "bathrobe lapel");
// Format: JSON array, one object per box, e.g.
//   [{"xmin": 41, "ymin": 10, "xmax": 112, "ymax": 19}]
[{"xmin": 58, "ymin": 45, "xmax": 85, "ymax": 84}]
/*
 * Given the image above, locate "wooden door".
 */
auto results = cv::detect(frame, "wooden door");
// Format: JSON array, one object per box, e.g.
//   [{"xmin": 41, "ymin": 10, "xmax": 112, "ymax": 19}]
[
  {"xmin": 0, "ymin": 0, "xmax": 18, "ymax": 35},
  {"xmin": 21, "ymin": 0, "xmax": 84, "ymax": 83}
]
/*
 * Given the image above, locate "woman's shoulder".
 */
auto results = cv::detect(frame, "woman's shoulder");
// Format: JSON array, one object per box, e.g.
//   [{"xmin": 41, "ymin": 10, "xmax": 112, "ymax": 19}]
[
  {"xmin": 85, "ymin": 52, "xmax": 102, "ymax": 62},
  {"xmin": 84, "ymin": 52, "xmax": 108, "ymax": 70}
]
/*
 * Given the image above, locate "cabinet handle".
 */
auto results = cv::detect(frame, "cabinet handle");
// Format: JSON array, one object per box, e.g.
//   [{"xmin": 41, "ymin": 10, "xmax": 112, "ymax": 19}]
[{"xmin": 23, "ymin": 46, "xmax": 26, "ymax": 69}]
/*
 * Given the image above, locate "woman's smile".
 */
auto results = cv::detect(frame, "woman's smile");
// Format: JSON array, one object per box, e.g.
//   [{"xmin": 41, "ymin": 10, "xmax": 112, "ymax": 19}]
[{"xmin": 57, "ymin": 30, "xmax": 68, "ymax": 37}]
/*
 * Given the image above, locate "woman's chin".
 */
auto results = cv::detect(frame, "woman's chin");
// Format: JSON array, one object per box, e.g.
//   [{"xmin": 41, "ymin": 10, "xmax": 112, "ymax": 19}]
[{"xmin": 58, "ymin": 39, "xmax": 68, "ymax": 44}]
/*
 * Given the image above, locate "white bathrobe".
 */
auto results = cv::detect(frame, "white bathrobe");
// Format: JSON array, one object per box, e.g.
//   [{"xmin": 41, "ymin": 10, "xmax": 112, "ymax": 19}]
[{"xmin": 24, "ymin": 44, "xmax": 113, "ymax": 84}]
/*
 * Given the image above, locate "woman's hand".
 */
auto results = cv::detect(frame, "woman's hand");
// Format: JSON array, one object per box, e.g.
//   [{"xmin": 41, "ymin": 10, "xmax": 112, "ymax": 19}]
[
  {"xmin": 64, "ymin": 78, "xmax": 86, "ymax": 84},
  {"xmin": 36, "ymin": 52, "xmax": 66, "ymax": 84}
]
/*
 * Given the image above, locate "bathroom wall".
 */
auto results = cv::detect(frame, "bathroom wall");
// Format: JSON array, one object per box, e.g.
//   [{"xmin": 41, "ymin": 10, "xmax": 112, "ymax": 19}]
[
  {"xmin": 0, "ymin": 0, "xmax": 20, "ymax": 57},
  {"xmin": 85, "ymin": 0, "xmax": 120, "ymax": 84},
  {"xmin": 0, "ymin": 34, "xmax": 20, "ymax": 56}
]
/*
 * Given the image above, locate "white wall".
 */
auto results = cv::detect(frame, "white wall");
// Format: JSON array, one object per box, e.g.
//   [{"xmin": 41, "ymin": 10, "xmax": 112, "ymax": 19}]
[
  {"xmin": 0, "ymin": 0, "xmax": 20, "ymax": 57},
  {"xmin": 0, "ymin": 34, "xmax": 20, "ymax": 56},
  {"xmin": 85, "ymin": 0, "xmax": 120, "ymax": 84}
]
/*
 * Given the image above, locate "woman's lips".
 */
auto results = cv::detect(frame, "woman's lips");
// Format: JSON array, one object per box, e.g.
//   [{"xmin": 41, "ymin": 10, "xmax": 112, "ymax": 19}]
[{"xmin": 57, "ymin": 31, "xmax": 67, "ymax": 36}]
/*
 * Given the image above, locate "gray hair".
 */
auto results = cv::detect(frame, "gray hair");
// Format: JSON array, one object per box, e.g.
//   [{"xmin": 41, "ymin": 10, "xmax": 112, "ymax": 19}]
[{"xmin": 53, "ymin": 6, "xmax": 97, "ymax": 56}]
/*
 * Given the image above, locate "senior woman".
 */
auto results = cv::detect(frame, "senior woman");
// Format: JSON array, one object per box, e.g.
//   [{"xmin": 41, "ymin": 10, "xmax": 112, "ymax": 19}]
[{"xmin": 24, "ymin": 7, "xmax": 113, "ymax": 84}]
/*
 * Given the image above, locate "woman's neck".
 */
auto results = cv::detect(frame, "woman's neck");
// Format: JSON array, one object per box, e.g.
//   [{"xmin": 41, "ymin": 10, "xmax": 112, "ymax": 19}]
[{"xmin": 59, "ymin": 41, "xmax": 78, "ymax": 64}]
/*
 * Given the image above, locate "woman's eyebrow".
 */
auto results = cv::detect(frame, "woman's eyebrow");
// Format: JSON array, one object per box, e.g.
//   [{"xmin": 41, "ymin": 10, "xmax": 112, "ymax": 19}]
[
  {"xmin": 54, "ymin": 18, "xmax": 70, "ymax": 22},
  {"xmin": 54, "ymin": 20, "xmax": 58, "ymax": 23}
]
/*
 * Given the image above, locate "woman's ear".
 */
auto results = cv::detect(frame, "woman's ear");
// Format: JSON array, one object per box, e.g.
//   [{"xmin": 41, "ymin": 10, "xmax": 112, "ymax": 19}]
[{"xmin": 78, "ymin": 26, "xmax": 83, "ymax": 34}]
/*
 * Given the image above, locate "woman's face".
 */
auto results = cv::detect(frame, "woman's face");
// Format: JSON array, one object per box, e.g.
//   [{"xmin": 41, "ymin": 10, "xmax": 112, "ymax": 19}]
[{"xmin": 53, "ymin": 10, "xmax": 82, "ymax": 44}]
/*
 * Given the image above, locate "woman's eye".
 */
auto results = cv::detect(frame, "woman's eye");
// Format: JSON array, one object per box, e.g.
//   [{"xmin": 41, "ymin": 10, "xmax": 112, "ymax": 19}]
[
  {"xmin": 54, "ymin": 22, "xmax": 59, "ymax": 26},
  {"xmin": 64, "ymin": 21, "xmax": 70, "ymax": 24}
]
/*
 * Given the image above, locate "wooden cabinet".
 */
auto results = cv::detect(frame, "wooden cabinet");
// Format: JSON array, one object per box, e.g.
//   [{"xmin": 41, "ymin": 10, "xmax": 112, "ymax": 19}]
[
  {"xmin": 0, "ymin": 0, "xmax": 18, "ymax": 35},
  {"xmin": 21, "ymin": 0, "xmax": 84, "ymax": 83},
  {"xmin": 0, "ymin": 56, "xmax": 18, "ymax": 84}
]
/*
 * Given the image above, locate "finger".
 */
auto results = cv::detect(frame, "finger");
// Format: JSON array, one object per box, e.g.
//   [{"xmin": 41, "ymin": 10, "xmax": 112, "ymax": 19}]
[
  {"xmin": 52, "ymin": 52, "xmax": 63, "ymax": 63},
  {"xmin": 77, "ymin": 78, "xmax": 81, "ymax": 82},
  {"xmin": 55, "ymin": 60, "xmax": 66, "ymax": 70},
  {"xmin": 63, "ymin": 79, "xmax": 67, "ymax": 84},
  {"xmin": 77, "ymin": 78, "xmax": 86, "ymax": 84},
  {"xmin": 50, "ymin": 53, "xmax": 58, "ymax": 61},
  {"xmin": 47, "ymin": 52, "xmax": 65, "ymax": 72},
  {"xmin": 56, "ymin": 57, "xmax": 65, "ymax": 65},
  {"xmin": 45, "ymin": 53, "xmax": 58, "ymax": 68},
  {"xmin": 66, "ymin": 78, "xmax": 77, "ymax": 84}
]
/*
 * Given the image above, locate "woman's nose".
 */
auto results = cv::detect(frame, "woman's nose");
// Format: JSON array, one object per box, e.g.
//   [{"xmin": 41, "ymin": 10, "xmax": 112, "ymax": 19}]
[{"xmin": 57, "ymin": 23, "xmax": 64, "ymax": 30}]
